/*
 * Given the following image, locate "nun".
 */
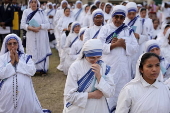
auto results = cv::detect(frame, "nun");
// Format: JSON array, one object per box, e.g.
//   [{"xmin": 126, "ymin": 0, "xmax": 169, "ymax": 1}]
[
  {"xmin": 83, "ymin": 9, "xmax": 104, "ymax": 43},
  {"xmin": 20, "ymin": 0, "xmax": 51, "ymax": 75},
  {"xmin": 0, "ymin": 34, "xmax": 44, "ymax": 113},
  {"xmin": 69, "ymin": 27, "xmax": 87, "ymax": 61},
  {"xmin": 63, "ymin": 39, "xmax": 115, "ymax": 113},
  {"xmin": 63, "ymin": 21, "xmax": 81, "ymax": 75},
  {"xmin": 97, "ymin": 5, "xmax": 138, "ymax": 112},
  {"xmin": 72, "ymin": 1, "xmax": 83, "ymax": 22},
  {"xmin": 103, "ymin": 3, "xmax": 112, "ymax": 22}
]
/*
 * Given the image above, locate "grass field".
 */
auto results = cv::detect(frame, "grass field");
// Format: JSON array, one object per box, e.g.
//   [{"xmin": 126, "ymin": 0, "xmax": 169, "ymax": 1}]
[{"xmin": 32, "ymin": 48, "xmax": 66, "ymax": 113}]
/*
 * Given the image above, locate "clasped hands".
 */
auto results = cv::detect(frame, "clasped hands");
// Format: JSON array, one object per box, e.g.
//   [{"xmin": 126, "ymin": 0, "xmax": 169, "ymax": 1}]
[
  {"xmin": 10, "ymin": 49, "xmax": 19, "ymax": 66},
  {"xmin": 110, "ymin": 37, "xmax": 126, "ymax": 50},
  {"xmin": 88, "ymin": 63, "xmax": 103, "ymax": 99}
]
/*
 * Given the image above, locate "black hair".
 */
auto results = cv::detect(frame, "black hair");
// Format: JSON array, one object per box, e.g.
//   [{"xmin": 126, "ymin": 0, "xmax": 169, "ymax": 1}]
[
  {"xmin": 91, "ymin": 5, "xmax": 97, "ymax": 11},
  {"xmin": 64, "ymin": 7, "xmax": 70, "ymax": 12},
  {"xmin": 140, "ymin": 7, "xmax": 146, "ymax": 12},
  {"xmin": 68, "ymin": 22, "xmax": 72, "ymax": 27},
  {"xmin": 139, "ymin": 53, "xmax": 160, "ymax": 70},
  {"xmin": 165, "ymin": 24, "xmax": 170, "ymax": 29}
]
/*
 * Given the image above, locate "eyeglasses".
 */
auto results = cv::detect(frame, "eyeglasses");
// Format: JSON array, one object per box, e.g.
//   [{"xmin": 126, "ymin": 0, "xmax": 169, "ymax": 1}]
[
  {"xmin": 94, "ymin": 17, "xmax": 104, "ymax": 20},
  {"xmin": 114, "ymin": 15, "xmax": 125, "ymax": 20},
  {"xmin": 7, "ymin": 42, "xmax": 18, "ymax": 46}
]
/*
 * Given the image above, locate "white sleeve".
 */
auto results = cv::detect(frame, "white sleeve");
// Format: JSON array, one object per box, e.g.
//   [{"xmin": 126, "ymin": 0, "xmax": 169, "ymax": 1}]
[
  {"xmin": 69, "ymin": 43, "xmax": 78, "ymax": 61},
  {"xmin": 115, "ymin": 87, "xmax": 131, "ymax": 113},
  {"xmin": 64, "ymin": 35, "xmax": 71, "ymax": 54},
  {"xmin": 98, "ymin": 26, "xmax": 111, "ymax": 55},
  {"xmin": 61, "ymin": 34, "xmax": 67, "ymax": 49},
  {"xmin": 20, "ymin": 10, "xmax": 28, "ymax": 31},
  {"xmin": 125, "ymin": 33, "xmax": 139, "ymax": 56},
  {"xmin": 53, "ymin": 10, "xmax": 61, "ymax": 25},
  {"xmin": 95, "ymin": 72, "xmax": 115, "ymax": 98},
  {"xmin": 82, "ymin": 16, "xmax": 89, "ymax": 27},
  {"xmin": 57, "ymin": 18, "xmax": 64, "ymax": 33},
  {"xmin": 0, "ymin": 57, "xmax": 16, "ymax": 79},
  {"xmin": 64, "ymin": 65, "xmax": 88, "ymax": 108},
  {"xmin": 40, "ymin": 11, "xmax": 50, "ymax": 30},
  {"xmin": 16, "ymin": 55, "xmax": 36, "ymax": 77}
]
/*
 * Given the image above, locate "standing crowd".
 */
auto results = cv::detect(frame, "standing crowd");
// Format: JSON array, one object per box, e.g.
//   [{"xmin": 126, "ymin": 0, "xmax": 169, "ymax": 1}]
[{"xmin": 0, "ymin": 0, "xmax": 170, "ymax": 113}]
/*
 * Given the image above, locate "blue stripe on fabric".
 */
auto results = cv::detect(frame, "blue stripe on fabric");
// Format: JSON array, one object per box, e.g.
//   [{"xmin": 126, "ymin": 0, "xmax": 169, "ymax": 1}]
[
  {"xmin": 105, "ymin": 65, "xmax": 111, "ymax": 75},
  {"xmin": 105, "ymin": 23, "xmax": 128, "ymax": 44},
  {"xmin": 128, "ymin": 15, "xmax": 139, "ymax": 27},
  {"xmin": 74, "ymin": 9, "xmax": 82, "ymax": 20},
  {"xmin": 92, "ymin": 29, "xmax": 100, "ymax": 39},
  {"xmin": 83, "ymin": 49, "xmax": 102, "ymax": 57},
  {"xmin": 69, "ymin": 36, "xmax": 78, "ymax": 47},
  {"xmin": 76, "ymin": 48, "xmax": 82, "ymax": 55},
  {"xmin": 26, "ymin": 8, "xmax": 39, "ymax": 24},
  {"xmin": 26, "ymin": 55, "xmax": 32, "ymax": 64},
  {"xmin": 93, "ymin": 13, "xmax": 104, "ymax": 18},
  {"xmin": 35, "ymin": 53, "xmax": 52, "ymax": 64},
  {"xmin": 72, "ymin": 23, "xmax": 80, "ymax": 32},
  {"xmin": 112, "ymin": 12, "xmax": 125, "ymax": 17},
  {"xmin": 0, "ymin": 79, "xmax": 7, "ymax": 91},
  {"xmin": 42, "ymin": 109, "xmax": 52, "ymax": 113},
  {"xmin": 147, "ymin": 44, "xmax": 160, "ymax": 52},
  {"xmin": 47, "ymin": 9, "xmax": 53, "ymax": 16},
  {"xmin": 66, "ymin": 60, "xmax": 104, "ymax": 108},
  {"xmin": 128, "ymin": 9, "xmax": 137, "ymax": 12}
]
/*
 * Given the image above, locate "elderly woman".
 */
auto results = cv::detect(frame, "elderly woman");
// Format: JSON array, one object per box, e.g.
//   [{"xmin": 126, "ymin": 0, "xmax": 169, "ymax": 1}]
[
  {"xmin": 115, "ymin": 53, "xmax": 170, "ymax": 113},
  {"xmin": 63, "ymin": 39, "xmax": 115, "ymax": 113},
  {"xmin": 0, "ymin": 34, "xmax": 44, "ymax": 113},
  {"xmin": 20, "ymin": 0, "xmax": 51, "ymax": 75}
]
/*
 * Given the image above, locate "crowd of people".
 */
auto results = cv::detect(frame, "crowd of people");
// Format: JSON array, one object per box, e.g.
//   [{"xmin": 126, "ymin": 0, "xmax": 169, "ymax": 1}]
[{"xmin": 0, "ymin": 0, "xmax": 170, "ymax": 112}]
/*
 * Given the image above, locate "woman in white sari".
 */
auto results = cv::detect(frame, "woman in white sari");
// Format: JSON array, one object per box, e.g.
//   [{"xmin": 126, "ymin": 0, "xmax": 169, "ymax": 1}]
[
  {"xmin": 116, "ymin": 52, "xmax": 170, "ymax": 113},
  {"xmin": 0, "ymin": 34, "xmax": 46, "ymax": 113},
  {"xmin": 20, "ymin": 0, "xmax": 51, "ymax": 75},
  {"xmin": 63, "ymin": 21, "xmax": 81, "ymax": 75},
  {"xmin": 63, "ymin": 39, "xmax": 115, "ymax": 113}
]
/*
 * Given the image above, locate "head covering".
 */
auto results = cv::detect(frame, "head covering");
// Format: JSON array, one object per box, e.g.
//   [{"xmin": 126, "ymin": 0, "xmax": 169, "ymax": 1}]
[
  {"xmin": 75, "ymin": 0, "xmax": 83, "ymax": 9},
  {"xmin": 90, "ymin": 9, "xmax": 104, "ymax": 26},
  {"xmin": 111, "ymin": 5, "xmax": 127, "ymax": 17},
  {"xmin": 94, "ymin": 0, "xmax": 100, "ymax": 6},
  {"xmin": 77, "ymin": 39, "xmax": 103, "ymax": 60},
  {"xmin": 78, "ymin": 27, "xmax": 87, "ymax": 40},
  {"xmin": 28, "ymin": 0, "xmax": 40, "ymax": 8},
  {"xmin": 70, "ymin": 21, "xmax": 81, "ymax": 33},
  {"xmin": 120, "ymin": 1, "xmax": 129, "ymax": 5},
  {"xmin": 103, "ymin": 3, "xmax": 113, "ymax": 14},
  {"xmin": 145, "ymin": 40, "xmax": 160, "ymax": 52},
  {"xmin": 59, "ymin": 0, "xmax": 68, "ymax": 9},
  {"xmin": 139, "ymin": 7, "xmax": 149, "ymax": 18},
  {"xmin": 126, "ymin": 2, "xmax": 137, "ymax": 13},
  {"xmin": 86, "ymin": 4, "xmax": 97, "ymax": 15},
  {"xmin": 0, "ymin": 34, "xmax": 25, "ymax": 55},
  {"xmin": 137, "ymin": 4, "xmax": 142, "ymax": 8}
]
